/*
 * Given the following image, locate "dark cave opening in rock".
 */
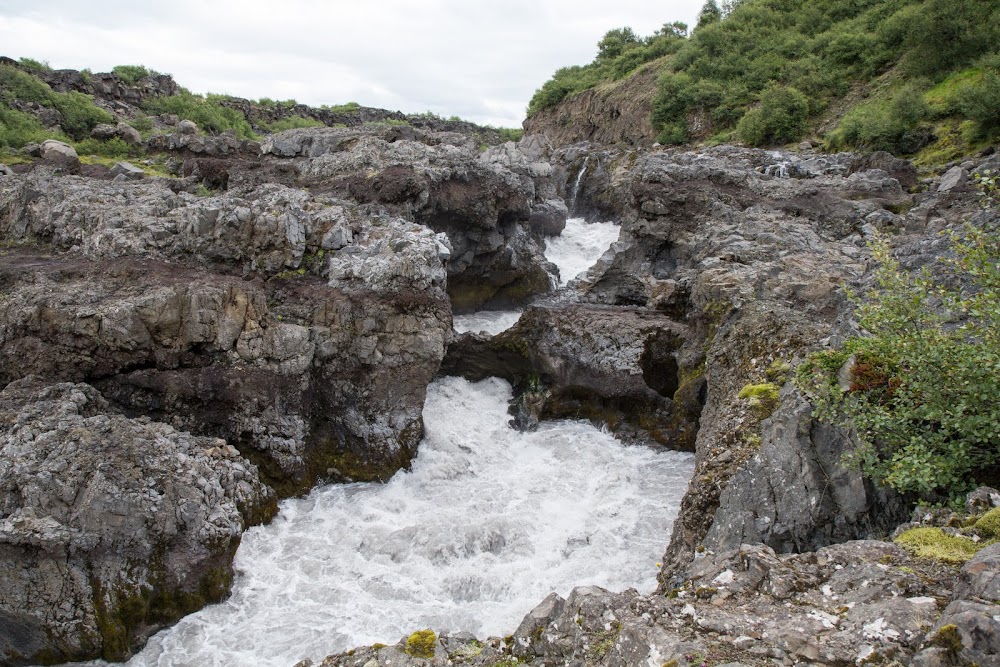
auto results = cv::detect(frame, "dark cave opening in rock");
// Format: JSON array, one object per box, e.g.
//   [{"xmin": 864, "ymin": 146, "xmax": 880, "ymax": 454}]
[{"xmin": 640, "ymin": 330, "xmax": 682, "ymax": 398}]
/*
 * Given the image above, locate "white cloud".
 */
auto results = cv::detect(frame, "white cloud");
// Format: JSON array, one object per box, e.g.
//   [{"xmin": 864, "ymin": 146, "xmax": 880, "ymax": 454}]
[{"xmin": 0, "ymin": 0, "xmax": 704, "ymax": 126}]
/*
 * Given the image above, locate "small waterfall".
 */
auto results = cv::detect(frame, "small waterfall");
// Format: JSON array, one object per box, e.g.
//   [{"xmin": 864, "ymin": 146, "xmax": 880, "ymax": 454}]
[
  {"xmin": 567, "ymin": 156, "xmax": 590, "ymax": 215},
  {"xmin": 765, "ymin": 161, "xmax": 790, "ymax": 178}
]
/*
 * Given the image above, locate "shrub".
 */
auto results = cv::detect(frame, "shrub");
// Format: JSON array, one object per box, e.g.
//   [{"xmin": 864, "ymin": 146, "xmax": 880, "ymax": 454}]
[
  {"xmin": 142, "ymin": 92, "xmax": 256, "ymax": 139},
  {"xmin": 73, "ymin": 137, "xmax": 134, "ymax": 158},
  {"xmin": 112, "ymin": 65, "xmax": 160, "ymax": 85},
  {"xmin": 797, "ymin": 223, "xmax": 1000, "ymax": 501},
  {"xmin": 956, "ymin": 61, "xmax": 1000, "ymax": 139},
  {"xmin": 0, "ymin": 64, "xmax": 53, "ymax": 104},
  {"xmin": 735, "ymin": 83, "xmax": 809, "ymax": 146},
  {"xmin": 0, "ymin": 106, "xmax": 55, "ymax": 148},
  {"xmin": 832, "ymin": 83, "xmax": 930, "ymax": 153},
  {"xmin": 0, "ymin": 65, "xmax": 113, "ymax": 140},
  {"xmin": 52, "ymin": 91, "xmax": 114, "ymax": 139},
  {"xmin": 18, "ymin": 57, "xmax": 51, "ymax": 72}
]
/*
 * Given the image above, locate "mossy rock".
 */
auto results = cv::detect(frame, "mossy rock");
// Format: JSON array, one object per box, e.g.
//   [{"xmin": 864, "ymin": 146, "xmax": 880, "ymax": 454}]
[
  {"xmin": 893, "ymin": 527, "xmax": 984, "ymax": 564},
  {"xmin": 405, "ymin": 629, "xmax": 437, "ymax": 659},
  {"xmin": 738, "ymin": 382, "xmax": 780, "ymax": 418},
  {"xmin": 974, "ymin": 506, "xmax": 1000, "ymax": 538}
]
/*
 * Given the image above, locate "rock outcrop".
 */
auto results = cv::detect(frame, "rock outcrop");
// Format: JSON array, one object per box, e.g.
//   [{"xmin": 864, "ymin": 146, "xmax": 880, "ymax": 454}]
[
  {"xmin": 310, "ymin": 536, "xmax": 1000, "ymax": 667},
  {"xmin": 0, "ymin": 172, "xmax": 452, "ymax": 494},
  {"xmin": 523, "ymin": 63, "xmax": 662, "ymax": 148},
  {"xmin": 0, "ymin": 377, "xmax": 275, "ymax": 665}
]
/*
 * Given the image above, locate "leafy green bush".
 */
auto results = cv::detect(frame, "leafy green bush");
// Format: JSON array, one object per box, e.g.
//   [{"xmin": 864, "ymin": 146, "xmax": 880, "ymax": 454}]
[
  {"xmin": 18, "ymin": 57, "xmax": 51, "ymax": 72},
  {"xmin": 142, "ymin": 92, "xmax": 256, "ymax": 139},
  {"xmin": 0, "ymin": 65, "xmax": 113, "ymax": 141},
  {"xmin": 52, "ymin": 91, "xmax": 114, "ymax": 139},
  {"xmin": 831, "ymin": 83, "xmax": 930, "ymax": 153},
  {"xmin": 73, "ymin": 137, "xmax": 135, "ymax": 158},
  {"xmin": 955, "ymin": 58, "xmax": 1000, "ymax": 139},
  {"xmin": 0, "ymin": 106, "xmax": 55, "ymax": 148},
  {"xmin": 112, "ymin": 65, "xmax": 160, "ymax": 85},
  {"xmin": 530, "ymin": 0, "xmax": 1000, "ymax": 152},
  {"xmin": 797, "ymin": 223, "xmax": 1000, "ymax": 501},
  {"xmin": 0, "ymin": 64, "xmax": 53, "ymax": 104},
  {"xmin": 735, "ymin": 83, "xmax": 809, "ymax": 146}
]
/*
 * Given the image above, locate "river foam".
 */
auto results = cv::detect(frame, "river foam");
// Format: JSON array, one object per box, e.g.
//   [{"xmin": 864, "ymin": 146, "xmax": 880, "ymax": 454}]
[{"xmin": 111, "ymin": 377, "xmax": 693, "ymax": 667}]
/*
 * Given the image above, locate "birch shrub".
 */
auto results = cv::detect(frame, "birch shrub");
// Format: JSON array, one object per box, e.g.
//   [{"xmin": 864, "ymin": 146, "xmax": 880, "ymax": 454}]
[{"xmin": 796, "ymin": 211, "xmax": 1000, "ymax": 501}]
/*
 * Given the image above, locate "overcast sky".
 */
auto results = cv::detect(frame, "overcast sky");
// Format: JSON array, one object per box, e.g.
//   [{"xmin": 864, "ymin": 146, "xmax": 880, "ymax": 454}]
[{"xmin": 0, "ymin": 0, "xmax": 703, "ymax": 127}]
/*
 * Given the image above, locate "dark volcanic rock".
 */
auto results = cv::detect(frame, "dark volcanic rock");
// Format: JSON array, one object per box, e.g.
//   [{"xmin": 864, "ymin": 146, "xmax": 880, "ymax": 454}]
[
  {"xmin": 0, "ymin": 377, "xmax": 275, "ymax": 665},
  {"xmin": 442, "ymin": 304, "xmax": 703, "ymax": 449},
  {"xmin": 256, "ymin": 127, "xmax": 556, "ymax": 312}
]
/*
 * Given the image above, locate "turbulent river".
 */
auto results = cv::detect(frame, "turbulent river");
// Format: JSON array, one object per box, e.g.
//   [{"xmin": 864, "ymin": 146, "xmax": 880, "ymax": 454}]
[{"xmin": 95, "ymin": 217, "xmax": 694, "ymax": 667}]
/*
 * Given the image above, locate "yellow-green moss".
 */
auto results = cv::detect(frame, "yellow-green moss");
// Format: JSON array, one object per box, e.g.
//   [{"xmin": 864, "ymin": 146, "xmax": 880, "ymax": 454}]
[
  {"xmin": 894, "ymin": 527, "xmax": 983, "ymax": 564},
  {"xmin": 738, "ymin": 382, "xmax": 780, "ymax": 418},
  {"xmin": 974, "ymin": 507, "xmax": 1000, "ymax": 538},
  {"xmin": 931, "ymin": 624, "xmax": 963, "ymax": 653},
  {"xmin": 405, "ymin": 629, "xmax": 437, "ymax": 659}
]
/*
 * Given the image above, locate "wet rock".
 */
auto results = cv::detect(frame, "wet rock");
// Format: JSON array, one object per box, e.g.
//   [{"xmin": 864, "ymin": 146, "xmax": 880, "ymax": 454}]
[
  {"xmin": 704, "ymin": 390, "xmax": 906, "ymax": 555},
  {"xmin": 0, "ymin": 377, "xmax": 275, "ymax": 664},
  {"xmin": 528, "ymin": 198, "xmax": 568, "ymax": 237}
]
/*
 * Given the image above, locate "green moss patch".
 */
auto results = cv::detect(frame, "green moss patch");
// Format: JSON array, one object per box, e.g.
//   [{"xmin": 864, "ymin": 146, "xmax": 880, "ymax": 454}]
[
  {"xmin": 894, "ymin": 527, "xmax": 986, "ymax": 564},
  {"xmin": 405, "ymin": 629, "xmax": 437, "ymax": 659},
  {"xmin": 974, "ymin": 507, "xmax": 1000, "ymax": 538}
]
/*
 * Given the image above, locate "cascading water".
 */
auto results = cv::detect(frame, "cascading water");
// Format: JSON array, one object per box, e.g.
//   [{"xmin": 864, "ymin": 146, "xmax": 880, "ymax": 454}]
[
  {"xmin": 567, "ymin": 156, "xmax": 589, "ymax": 215},
  {"xmin": 96, "ymin": 378, "xmax": 693, "ymax": 667},
  {"xmin": 544, "ymin": 217, "xmax": 620, "ymax": 286},
  {"xmin": 75, "ymin": 199, "xmax": 690, "ymax": 667}
]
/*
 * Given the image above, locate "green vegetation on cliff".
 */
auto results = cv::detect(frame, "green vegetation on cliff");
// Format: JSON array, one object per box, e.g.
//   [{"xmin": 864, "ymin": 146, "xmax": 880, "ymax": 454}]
[
  {"xmin": 528, "ymin": 0, "xmax": 1000, "ymax": 155},
  {"xmin": 796, "ymin": 176, "xmax": 1000, "ymax": 502}
]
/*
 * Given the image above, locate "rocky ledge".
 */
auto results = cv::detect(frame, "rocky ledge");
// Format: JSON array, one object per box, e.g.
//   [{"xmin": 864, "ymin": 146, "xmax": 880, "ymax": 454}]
[{"xmin": 0, "ymin": 376, "xmax": 275, "ymax": 663}]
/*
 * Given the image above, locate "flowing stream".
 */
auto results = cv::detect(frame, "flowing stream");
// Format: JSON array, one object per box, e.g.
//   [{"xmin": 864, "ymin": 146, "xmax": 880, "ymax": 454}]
[
  {"xmin": 81, "ymin": 214, "xmax": 692, "ymax": 667},
  {"xmin": 452, "ymin": 217, "xmax": 620, "ymax": 335}
]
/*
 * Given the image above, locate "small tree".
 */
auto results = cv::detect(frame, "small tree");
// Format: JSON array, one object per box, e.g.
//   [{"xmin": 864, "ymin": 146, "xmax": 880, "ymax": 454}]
[
  {"xmin": 735, "ymin": 83, "xmax": 809, "ymax": 146},
  {"xmin": 596, "ymin": 27, "xmax": 640, "ymax": 61},
  {"xmin": 797, "ymin": 203, "xmax": 1000, "ymax": 501},
  {"xmin": 696, "ymin": 0, "xmax": 722, "ymax": 30}
]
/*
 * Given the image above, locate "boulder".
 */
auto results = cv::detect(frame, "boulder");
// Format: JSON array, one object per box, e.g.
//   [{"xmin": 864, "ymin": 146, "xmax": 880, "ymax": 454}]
[
  {"xmin": 528, "ymin": 198, "xmax": 568, "ymax": 237},
  {"xmin": 177, "ymin": 118, "xmax": 199, "ymax": 135},
  {"xmin": 0, "ymin": 377, "xmax": 275, "ymax": 664},
  {"xmin": 110, "ymin": 161, "xmax": 145, "ymax": 180},
  {"xmin": 39, "ymin": 139, "xmax": 80, "ymax": 172}
]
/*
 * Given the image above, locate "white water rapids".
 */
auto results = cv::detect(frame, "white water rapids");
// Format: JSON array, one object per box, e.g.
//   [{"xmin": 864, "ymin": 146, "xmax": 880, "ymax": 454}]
[
  {"xmin": 452, "ymin": 216, "xmax": 620, "ymax": 335},
  {"xmin": 77, "ymin": 215, "xmax": 693, "ymax": 667}
]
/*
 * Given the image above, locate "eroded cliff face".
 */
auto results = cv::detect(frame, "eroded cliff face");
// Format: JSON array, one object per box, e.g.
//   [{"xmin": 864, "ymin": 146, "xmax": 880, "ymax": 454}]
[
  {"xmin": 309, "ymin": 143, "xmax": 1000, "ymax": 667},
  {"xmin": 0, "ymin": 125, "xmax": 566, "ymax": 664},
  {"xmin": 522, "ymin": 63, "xmax": 661, "ymax": 148}
]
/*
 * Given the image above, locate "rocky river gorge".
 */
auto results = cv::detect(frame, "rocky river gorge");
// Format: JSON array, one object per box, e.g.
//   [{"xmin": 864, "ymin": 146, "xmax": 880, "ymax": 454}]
[{"xmin": 2, "ymin": 111, "xmax": 1000, "ymax": 667}]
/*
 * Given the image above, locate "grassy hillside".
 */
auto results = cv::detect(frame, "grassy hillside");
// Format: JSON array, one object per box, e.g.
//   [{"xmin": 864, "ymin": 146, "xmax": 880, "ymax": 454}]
[
  {"xmin": 0, "ymin": 58, "xmax": 522, "ymax": 161},
  {"xmin": 527, "ymin": 0, "xmax": 1000, "ymax": 161}
]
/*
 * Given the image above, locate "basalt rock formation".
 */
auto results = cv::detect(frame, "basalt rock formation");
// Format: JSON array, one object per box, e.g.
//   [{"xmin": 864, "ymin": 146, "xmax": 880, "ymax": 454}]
[
  {"xmin": 310, "ymin": 145, "xmax": 1000, "ymax": 667},
  {"xmin": 0, "ymin": 376, "xmax": 275, "ymax": 663},
  {"xmin": 0, "ymin": 124, "xmax": 569, "ymax": 662}
]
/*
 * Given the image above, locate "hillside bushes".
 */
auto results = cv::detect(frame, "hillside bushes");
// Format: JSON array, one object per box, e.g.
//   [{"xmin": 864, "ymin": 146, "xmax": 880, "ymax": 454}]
[
  {"xmin": 531, "ymin": 0, "xmax": 1000, "ymax": 150},
  {"xmin": 0, "ymin": 64, "xmax": 112, "ymax": 142}
]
